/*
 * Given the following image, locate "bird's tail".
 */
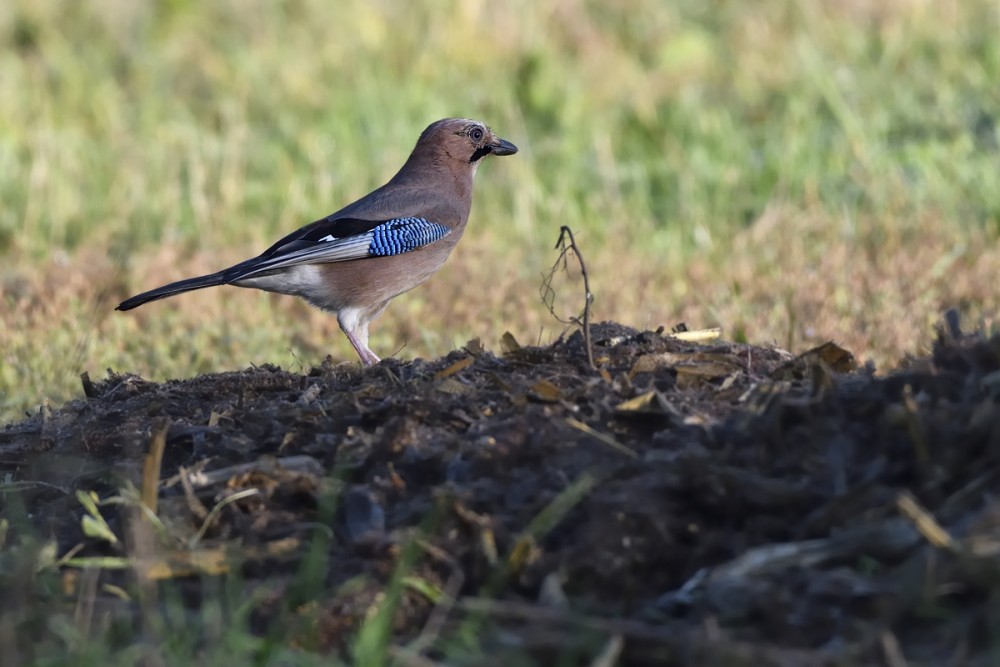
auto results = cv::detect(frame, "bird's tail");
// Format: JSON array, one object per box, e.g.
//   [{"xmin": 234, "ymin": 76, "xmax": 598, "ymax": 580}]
[{"xmin": 116, "ymin": 272, "xmax": 230, "ymax": 311}]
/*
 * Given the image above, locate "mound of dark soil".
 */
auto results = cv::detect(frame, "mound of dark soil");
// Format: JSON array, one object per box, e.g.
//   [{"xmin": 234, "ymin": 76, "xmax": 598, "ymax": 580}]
[{"xmin": 3, "ymin": 319, "xmax": 1000, "ymax": 665}]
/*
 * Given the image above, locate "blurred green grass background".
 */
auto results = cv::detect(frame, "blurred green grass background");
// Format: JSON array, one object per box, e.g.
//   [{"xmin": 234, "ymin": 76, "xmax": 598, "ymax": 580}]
[{"xmin": 2, "ymin": 0, "xmax": 1000, "ymax": 423}]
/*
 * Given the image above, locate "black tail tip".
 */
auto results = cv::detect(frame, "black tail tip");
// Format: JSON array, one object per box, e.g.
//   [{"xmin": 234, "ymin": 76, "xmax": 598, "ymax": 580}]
[{"xmin": 116, "ymin": 299, "xmax": 140, "ymax": 312}]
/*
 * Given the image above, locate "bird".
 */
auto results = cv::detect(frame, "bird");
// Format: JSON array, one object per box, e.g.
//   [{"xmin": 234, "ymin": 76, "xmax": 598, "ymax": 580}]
[{"xmin": 116, "ymin": 118, "xmax": 518, "ymax": 366}]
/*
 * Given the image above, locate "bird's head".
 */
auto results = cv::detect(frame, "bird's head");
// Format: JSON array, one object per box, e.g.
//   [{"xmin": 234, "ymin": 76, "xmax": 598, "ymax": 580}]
[{"xmin": 416, "ymin": 118, "xmax": 518, "ymax": 167}]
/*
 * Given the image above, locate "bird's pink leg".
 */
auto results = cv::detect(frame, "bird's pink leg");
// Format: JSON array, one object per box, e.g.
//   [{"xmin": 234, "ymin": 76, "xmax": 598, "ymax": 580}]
[
  {"xmin": 343, "ymin": 329, "xmax": 380, "ymax": 366},
  {"xmin": 338, "ymin": 305, "xmax": 387, "ymax": 366}
]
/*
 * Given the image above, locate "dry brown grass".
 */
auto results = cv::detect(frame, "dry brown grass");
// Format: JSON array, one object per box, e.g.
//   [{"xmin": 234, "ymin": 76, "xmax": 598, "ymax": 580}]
[{"xmin": 4, "ymin": 202, "xmax": 997, "ymax": 422}]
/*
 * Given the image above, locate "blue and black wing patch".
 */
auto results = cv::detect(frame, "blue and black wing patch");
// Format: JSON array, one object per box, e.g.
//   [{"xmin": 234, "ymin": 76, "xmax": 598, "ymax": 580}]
[
  {"xmin": 367, "ymin": 217, "xmax": 450, "ymax": 256},
  {"xmin": 233, "ymin": 216, "xmax": 451, "ymax": 280}
]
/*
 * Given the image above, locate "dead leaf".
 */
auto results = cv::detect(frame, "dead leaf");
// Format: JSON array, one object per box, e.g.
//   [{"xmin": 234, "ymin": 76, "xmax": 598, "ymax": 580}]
[
  {"xmin": 500, "ymin": 331, "xmax": 522, "ymax": 354},
  {"xmin": 530, "ymin": 379, "xmax": 562, "ymax": 402},
  {"xmin": 435, "ymin": 356, "xmax": 475, "ymax": 380},
  {"xmin": 630, "ymin": 351, "xmax": 740, "ymax": 378},
  {"xmin": 614, "ymin": 391, "xmax": 678, "ymax": 420},
  {"xmin": 464, "ymin": 337, "xmax": 486, "ymax": 354},
  {"xmin": 675, "ymin": 362, "xmax": 740, "ymax": 380},
  {"xmin": 669, "ymin": 327, "xmax": 722, "ymax": 342}
]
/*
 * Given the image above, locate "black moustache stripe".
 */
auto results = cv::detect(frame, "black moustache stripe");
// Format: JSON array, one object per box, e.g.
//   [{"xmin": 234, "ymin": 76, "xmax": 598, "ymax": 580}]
[{"xmin": 469, "ymin": 145, "xmax": 492, "ymax": 163}]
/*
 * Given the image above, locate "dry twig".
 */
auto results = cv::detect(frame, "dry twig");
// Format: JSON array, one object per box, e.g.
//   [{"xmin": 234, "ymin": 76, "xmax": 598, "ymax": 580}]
[{"xmin": 540, "ymin": 226, "xmax": 595, "ymax": 369}]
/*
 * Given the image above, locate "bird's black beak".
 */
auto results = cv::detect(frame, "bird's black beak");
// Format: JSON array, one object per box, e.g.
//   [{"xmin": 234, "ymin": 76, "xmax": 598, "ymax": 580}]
[{"xmin": 490, "ymin": 138, "xmax": 518, "ymax": 156}]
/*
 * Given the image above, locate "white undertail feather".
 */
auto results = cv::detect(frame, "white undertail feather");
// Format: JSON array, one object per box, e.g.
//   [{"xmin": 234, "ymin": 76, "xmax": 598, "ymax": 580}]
[{"xmin": 234, "ymin": 265, "xmax": 344, "ymax": 311}]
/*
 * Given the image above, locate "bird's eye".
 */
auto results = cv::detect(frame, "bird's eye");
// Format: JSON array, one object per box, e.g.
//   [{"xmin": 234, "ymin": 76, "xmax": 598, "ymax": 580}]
[{"xmin": 470, "ymin": 127, "xmax": 484, "ymax": 142}]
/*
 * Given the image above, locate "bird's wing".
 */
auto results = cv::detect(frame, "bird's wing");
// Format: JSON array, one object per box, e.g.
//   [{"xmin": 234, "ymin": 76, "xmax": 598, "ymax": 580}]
[
  {"xmin": 230, "ymin": 216, "xmax": 451, "ymax": 280},
  {"xmin": 257, "ymin": 182, "xmax": 464, "ymax": 258}
]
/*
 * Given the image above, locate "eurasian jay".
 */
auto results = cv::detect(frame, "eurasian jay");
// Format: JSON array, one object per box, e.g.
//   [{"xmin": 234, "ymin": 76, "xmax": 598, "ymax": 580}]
[{"xmin": 116, "ymin": 118, "xmax": 517, "ymax": 365}]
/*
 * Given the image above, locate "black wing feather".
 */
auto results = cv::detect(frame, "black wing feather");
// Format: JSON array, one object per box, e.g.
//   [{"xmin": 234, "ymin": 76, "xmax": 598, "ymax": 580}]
[{"xmin": 259, "ymin": 216, "xmax": 386, "ymax": 259}]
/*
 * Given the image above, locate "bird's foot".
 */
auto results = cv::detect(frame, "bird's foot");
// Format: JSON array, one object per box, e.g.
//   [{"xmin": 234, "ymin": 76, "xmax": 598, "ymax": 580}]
[
  {"xmin": 361, "ymin": 349, "xmax": 381, "ymax": 366},
  {"xmin": 345, "ymin": 330, "xmax": 381, "ymax": 366}
]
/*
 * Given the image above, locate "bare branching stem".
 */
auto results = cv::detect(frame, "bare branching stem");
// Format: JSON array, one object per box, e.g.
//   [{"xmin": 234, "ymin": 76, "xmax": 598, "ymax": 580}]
[{"xmin": 540, "ymin": 226, "xmax": 595, "ymax": 369}]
